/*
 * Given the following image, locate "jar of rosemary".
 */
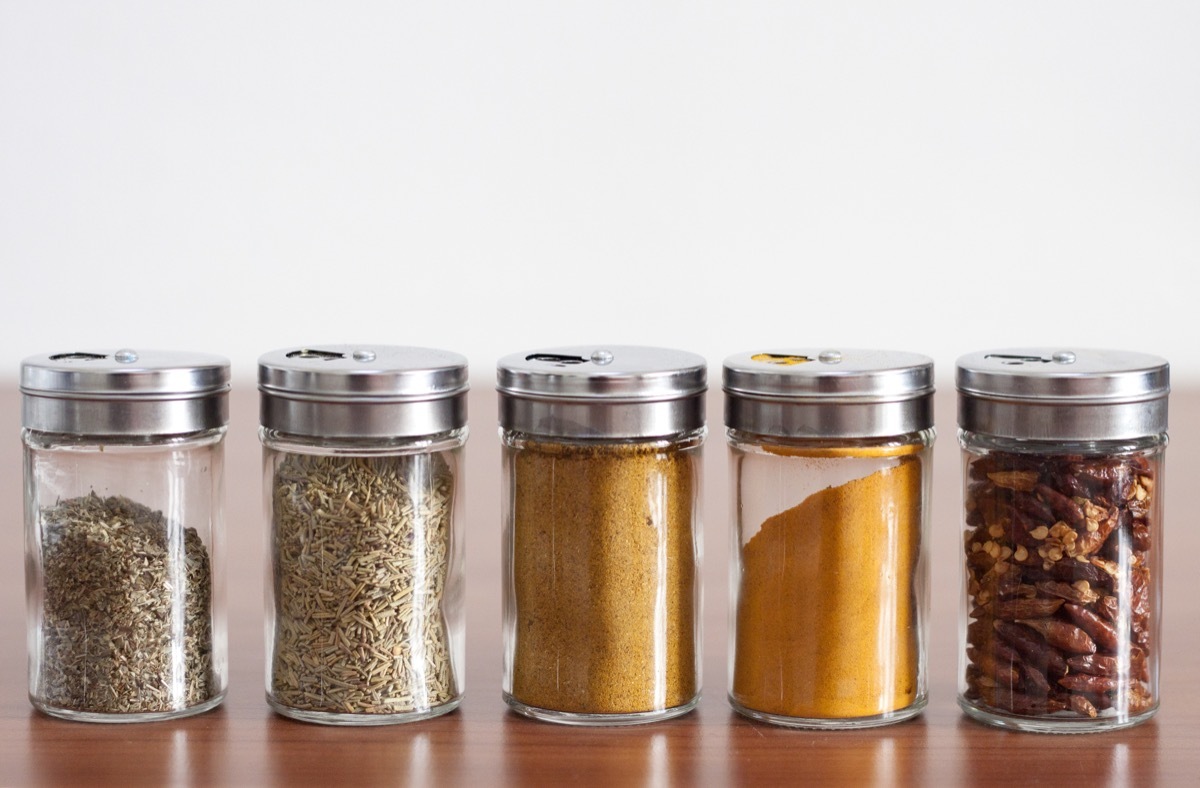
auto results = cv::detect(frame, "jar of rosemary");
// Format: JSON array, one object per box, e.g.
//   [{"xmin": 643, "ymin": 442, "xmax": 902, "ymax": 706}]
[
  {"xmin": 22, "ymin": 349, "xmax": 230, "ymax": 723},
  {"xmin": 260, "ymin": 345, "xmax": 467, "ymax": 725},
  {"xmin": 724, "ymin": 349, "xmax": 934, "ymax": 729},
  {"xmin": 498, "ymin": 345, "xmax": 706, "ymax": 725},
  {"xmin": 957, "ymin": 348, "xmax": 1168, "ymax": 733}
]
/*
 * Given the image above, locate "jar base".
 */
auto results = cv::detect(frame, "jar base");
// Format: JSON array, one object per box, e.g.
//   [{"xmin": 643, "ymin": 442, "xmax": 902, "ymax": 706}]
[
  {"xmin": 31, "ymin": 691, "xmax": 226, "ymax": 724},
  {"xmin": 267, "ymin": 696, "xmax": 462, "ymax": 726},
  {"xmin": 503, "ymin": 692, "xmax": 699, "ymax": 726},
  {"xmin": 729, "ymin": 695, "xmax": 926, "ymax": 729},
  {"xmin": 959, "ymin": 698, "xmax": 1157, "ymax": 734}
]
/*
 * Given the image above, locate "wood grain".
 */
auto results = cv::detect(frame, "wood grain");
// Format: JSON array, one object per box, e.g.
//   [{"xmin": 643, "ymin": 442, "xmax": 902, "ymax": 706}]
[{"xmin": 1, "ymin": 384, "xmax": 1197, "ymax": 786}]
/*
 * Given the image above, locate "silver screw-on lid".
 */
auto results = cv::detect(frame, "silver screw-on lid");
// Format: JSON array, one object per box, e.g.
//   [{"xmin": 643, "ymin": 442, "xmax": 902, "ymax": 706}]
[
  {"xmin": 497, "ymin": 345, "xmax": 707, "ymax": 439},
  {"xmin": 21, "ymin": 349, "xmax": 230, "ymax": 436},
  {"xmin": 258, "ymin": 345, "xmax": 468, "ymax": 439},
  {"xmin": 956, "ymin": 348, "xmax": 1169, "ymax": 440},
  {"xmin": 723, "ymin": 349, "xmax": 934, "ymax": 438}
]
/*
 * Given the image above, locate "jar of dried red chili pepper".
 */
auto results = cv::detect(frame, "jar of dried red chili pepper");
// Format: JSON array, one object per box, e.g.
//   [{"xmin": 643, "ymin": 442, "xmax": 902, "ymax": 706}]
[{"xmin": 957, "ymin": 348, "xmax": 1168, "ymax": 733}]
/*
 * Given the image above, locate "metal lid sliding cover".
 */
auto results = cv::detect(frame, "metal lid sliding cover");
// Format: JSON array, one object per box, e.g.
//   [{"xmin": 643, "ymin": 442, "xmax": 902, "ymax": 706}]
[
  {"xmin": 258, "ymin": 345, "xmax": 469, "ymax": 438},
  {"xmin": 723, "ymin": 348, "xmax": 934, "ymax": 438},
  {"xmin": 956, "ymin": 348, "xmax": 1169, "ymax": 441},
  {"xmin": 21, "ymin": 349, "xmax": 230, "ymax": 435},
  {"xmin": 497, "ymin": 345, "xmax": 707, "ymax": 439}
]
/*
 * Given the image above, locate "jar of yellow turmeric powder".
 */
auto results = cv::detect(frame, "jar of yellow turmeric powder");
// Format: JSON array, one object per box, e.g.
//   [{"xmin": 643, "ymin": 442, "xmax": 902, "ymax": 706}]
[
  {"xmin": 498, "ymin": 346, "xmax": 706, "ymax": 725},
  {"xmin": 725, "ymin": 349, "xmax": 934, "ymax": 728}
]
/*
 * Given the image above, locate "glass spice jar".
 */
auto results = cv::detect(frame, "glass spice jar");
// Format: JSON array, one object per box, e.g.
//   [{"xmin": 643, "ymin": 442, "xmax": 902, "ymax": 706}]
[
  {"xmin": 724, "ymin": 349, "xmax": 935, "ymax": 728},
  {"xmin": 260, "ymin": 345, "xmax": 468, "ymax": 725},
  {"xmin": 498, "ymin": 346, "xmax": 706, "ymax": 725},
  {"xmin": 957, "ymin": 348, "xmax": 1168, "ymax": 733},
  {"xmin": 22, "ymin": 349, "xmax": 230, "ymax": 722}
]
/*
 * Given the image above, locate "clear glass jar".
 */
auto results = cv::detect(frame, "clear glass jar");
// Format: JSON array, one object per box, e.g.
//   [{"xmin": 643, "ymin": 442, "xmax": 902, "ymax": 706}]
[
  {"xmin": 724, "ymin": 349, "xmax": 934, "ymax": 728},
  {"xmin": 957, "ymin": 348, "xmax": 1168, "ymax": 733},
  {"xmin": 259, "ymin": 345, "xmax": 467, "ymax": 725},
  {"xmin": 22, "ymin": 349, "xmax": 229, "ymax": 723},
  {"xmin": 498, "ymin": 346, "xmax": 706, "ymax": 725}
]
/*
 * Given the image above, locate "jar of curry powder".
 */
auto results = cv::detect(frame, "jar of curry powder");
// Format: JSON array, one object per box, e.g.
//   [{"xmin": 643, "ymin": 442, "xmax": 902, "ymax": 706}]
[
  {"xmin": 498, "ymin": 346, "xmax": 706, "ymax": 725},
  {"xmin": 725, "ymin": 349, "xmax": 934, "ymax": 728}
]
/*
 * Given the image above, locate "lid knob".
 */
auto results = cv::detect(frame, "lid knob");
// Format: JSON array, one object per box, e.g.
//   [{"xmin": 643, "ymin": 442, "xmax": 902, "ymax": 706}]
[
  {"xmin": 818, "ymin": 350, "xmax": 843, "ymax": 364},
  {"xmin": 1052, "ymin": 351, "xmax": 1077, "ymax": 364}
]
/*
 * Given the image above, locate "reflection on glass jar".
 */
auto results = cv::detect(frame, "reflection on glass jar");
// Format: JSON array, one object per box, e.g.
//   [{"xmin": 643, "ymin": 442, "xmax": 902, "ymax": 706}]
[
  {"xmin": 265, "ymin": 714, "xmax": 467, "ymax": 784},
  {"xmin": 501, "ymin": 719, "xmax": 697, "ymax": 785}
]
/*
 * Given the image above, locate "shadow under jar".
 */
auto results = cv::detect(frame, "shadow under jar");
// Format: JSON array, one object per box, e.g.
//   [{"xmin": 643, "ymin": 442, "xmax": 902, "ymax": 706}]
[
  {"xmin": 22, "ymin": 349, "xmax": 230, "ymax": 723},
  {"xmin": 498, "ymin": 345, "xmax": 706, "ymax": 725},
  {"xmin": 957, "ymin": 348, "xmax": 1168, "ymax": 733},
  {"xmin": 260, "ymin": 345, "xmax": 467, "ymax": 725},
  {"xmin": 725, "ymin": 349, "xmax": 934, "ymax": 729}
]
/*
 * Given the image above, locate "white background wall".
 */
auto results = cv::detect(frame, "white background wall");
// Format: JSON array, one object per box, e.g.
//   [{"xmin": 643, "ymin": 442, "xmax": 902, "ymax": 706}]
[{"xmin": 3, "ymin": 2, "xmax": 1198, "ymax": 384}]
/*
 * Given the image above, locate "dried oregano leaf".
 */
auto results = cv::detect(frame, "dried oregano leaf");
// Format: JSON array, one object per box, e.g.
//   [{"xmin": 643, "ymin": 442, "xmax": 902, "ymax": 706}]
[{"xmin": 39, "ymin": 493, "xmax": 215, "ymax": 713}]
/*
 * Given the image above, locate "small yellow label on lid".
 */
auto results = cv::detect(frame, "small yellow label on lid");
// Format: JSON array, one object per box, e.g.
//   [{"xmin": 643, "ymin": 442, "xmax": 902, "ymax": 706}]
[{"xmin": 751, "ymin": 353, "xmax": 811, "ymax": 366}]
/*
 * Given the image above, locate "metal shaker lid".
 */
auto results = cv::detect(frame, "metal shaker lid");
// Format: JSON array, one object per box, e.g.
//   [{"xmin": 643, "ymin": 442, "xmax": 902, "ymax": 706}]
[
  {"xmin": 723, "ymin": 349, "xmax": 934, "ymax": 438},
  {"xmin": 259, "ymin": 345, "xmax": 469, "ymax": 438},
  {"xmin": 497, "ymin": 345, "xmax": 707, "ymax": 439},
  {"xmin": 21, "ymin": 349, "xmax": 230, "ymax": 436},
  {"xmin": 956, "ymin": 348, "xmax": 1169, "ymax": 440}
]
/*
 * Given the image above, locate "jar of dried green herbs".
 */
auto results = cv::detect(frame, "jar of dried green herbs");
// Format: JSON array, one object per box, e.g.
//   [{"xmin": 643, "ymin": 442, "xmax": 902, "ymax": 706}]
[
  {"xmin": 260, "ymin": 345, "xmax": 467, "ymax": 726},
  {"xmin": 22, "ymin": 349, "xmax": 230, "ymax": 723},
  {"xmin": 498, "ymin": 345, "xmax": 706, "ymax": 725}
]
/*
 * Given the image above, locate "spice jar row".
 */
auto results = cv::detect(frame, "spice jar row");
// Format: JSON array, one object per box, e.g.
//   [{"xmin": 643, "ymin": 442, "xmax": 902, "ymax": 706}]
[{"xmin": 20, "ymin": 345, "xmax": 1167, "ymax": 735}]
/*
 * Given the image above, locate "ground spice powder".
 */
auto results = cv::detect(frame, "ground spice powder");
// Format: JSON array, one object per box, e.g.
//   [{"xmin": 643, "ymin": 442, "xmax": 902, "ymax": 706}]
[
  {"xmin": 509, "ymin": 439, "xmax": 698, "ymax": 715},
  {"xmin": 732, "ymin": 453, "xmax": 921, "ymax": 719}
]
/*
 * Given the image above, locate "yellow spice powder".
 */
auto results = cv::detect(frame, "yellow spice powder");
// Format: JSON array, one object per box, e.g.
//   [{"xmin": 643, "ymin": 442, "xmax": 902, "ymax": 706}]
[
  {"xmin": 732, "ymin": 455, "xmax": 921, "ymax": 719},
  {"xmin": 509, "ymin": 439, "xmax": 698, "ymax": 715}
]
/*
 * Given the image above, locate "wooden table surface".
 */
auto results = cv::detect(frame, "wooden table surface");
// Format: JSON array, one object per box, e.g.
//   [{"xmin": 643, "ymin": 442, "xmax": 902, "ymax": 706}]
[{"xmin": 2, "ymin": 384, "xmax": 1198, "ymax": 786}]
